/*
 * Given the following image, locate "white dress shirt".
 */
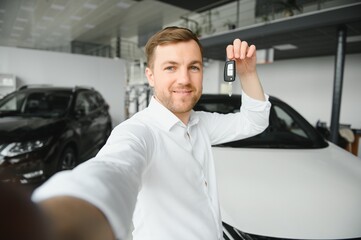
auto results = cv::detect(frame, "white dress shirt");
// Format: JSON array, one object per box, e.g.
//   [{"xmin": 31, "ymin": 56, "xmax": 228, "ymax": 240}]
[{"xmin": 32, "ymin": 92, "xmax": 270, "ymax": 240}]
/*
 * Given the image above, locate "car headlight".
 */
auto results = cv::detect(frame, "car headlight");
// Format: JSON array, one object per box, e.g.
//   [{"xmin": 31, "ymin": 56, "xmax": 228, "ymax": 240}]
[{"xmin": 0, "ymin": 139, "xmax": 49, "ymax": 158}]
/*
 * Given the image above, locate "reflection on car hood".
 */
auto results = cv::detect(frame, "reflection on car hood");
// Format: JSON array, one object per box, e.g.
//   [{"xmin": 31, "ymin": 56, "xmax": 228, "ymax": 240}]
[
  {"xmin": 213, "ymin": 143, "xmax": 361, "ymax": 239},
  {"xmin": 0, "ymin": 116, "xmax": 64, "ymax": 142}
]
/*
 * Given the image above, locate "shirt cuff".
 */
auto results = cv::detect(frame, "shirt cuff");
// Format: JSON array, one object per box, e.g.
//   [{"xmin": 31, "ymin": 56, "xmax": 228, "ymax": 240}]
[{"xmin": 241, "ymin": 91, "xmax": 271, "ymax": 112}]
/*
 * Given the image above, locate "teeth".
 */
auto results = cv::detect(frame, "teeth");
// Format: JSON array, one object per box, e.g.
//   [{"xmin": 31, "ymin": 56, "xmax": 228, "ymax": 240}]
[{"xmin": 174, "ymin": 90, "xmax": 191, "ymax": 93}]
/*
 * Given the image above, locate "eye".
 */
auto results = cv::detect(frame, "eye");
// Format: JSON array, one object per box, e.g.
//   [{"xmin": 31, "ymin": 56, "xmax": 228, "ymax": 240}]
[
  {"xmin": 190, "ymin": 65, "xmax": 201, "ymax": 72},
  {"xmin": 165, "ymin": 66, "xmax": 175, "ymax": 72}
]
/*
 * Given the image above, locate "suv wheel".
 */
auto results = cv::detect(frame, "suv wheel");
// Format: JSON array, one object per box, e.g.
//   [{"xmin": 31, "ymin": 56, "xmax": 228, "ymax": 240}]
[{"xmin": 58, "ymin": 147, "xmax": 77, "ymax": 171}]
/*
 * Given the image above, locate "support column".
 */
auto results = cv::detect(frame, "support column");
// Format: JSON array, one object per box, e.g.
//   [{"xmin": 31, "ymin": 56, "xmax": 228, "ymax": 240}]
[{"xmin": 330, "ymin": 25, "xmax": 347, "ymax": 144}]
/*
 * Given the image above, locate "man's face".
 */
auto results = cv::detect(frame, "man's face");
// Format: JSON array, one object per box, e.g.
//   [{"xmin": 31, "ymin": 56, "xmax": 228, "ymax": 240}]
[{"xmin": 146, "ymin": 40, "xmax": 203, "ymax": 122}]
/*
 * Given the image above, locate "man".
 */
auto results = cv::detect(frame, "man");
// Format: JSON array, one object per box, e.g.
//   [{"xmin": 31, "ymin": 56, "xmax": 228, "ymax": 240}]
[{"xmin": 32, "ymin": 26, "xmax": 271, "ymax": 240}]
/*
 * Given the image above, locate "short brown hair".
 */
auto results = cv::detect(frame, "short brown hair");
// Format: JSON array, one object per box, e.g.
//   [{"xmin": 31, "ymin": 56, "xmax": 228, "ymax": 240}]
[{"xmin": 145, "ymin": 26, "xmax": 203, "ymax": 68}]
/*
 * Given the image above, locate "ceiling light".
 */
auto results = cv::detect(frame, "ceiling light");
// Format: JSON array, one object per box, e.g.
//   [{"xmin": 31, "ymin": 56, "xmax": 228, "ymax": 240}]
[
  {"xmin": 0, "ymin": 20, "xmax": 3, "ymax": 23},
  {"xmin": 16, "ymin": 17, "xmax": 28, "ymax": 23},
  {"xmin": 347, "ymin": 35, "xmax": 361, "ymax": 43},
  {"xmin": 273, "ymin": 44, "xmax": 298, "ymax": 50},
  {"xmin": 51, "ymin": 4, "xmax": 65, "ymax": 11},
  {"xmin": 52, "ymin": 32, "xmax": 61, "ymax": 36},
  {"xmin": 117, "ymin": 1, "xmax": 131, "ymax": 9},
  {"xmin": 84, "ymin": 3, "xmax": 97, "ymax": 10},
  {"xmin": 37, "ymin": 26, "xmax": 46, "ymax": 30},
  {"xmin": 85, "ymin": 24, "xmax": 95, "ymax": 29},
  {"xmin": 70, "ymin": 16, "xmax": 82, "ymax": 21},
  {"xmin": 0, "ymin": 9, "xmax": 5, "ymax": 13}
]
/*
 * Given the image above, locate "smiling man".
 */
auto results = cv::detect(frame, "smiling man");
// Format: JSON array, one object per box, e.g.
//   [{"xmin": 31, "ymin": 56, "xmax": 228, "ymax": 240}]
[
  {"xmin": 145, "ymin": 32, "xmax": 204, "ymax": 124},
  {"xmin": 32, "ymin": 26, "xmax": 271, "ymax": 240}
]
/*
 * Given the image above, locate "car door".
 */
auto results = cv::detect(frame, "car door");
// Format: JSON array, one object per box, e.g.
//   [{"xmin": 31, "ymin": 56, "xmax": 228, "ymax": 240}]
[
  {"xmin": 73, "ymin": 91, "xmax": 99, "ymax": 160},
  {"xmin": 84, "ymin": 91, "xmax": 110, "ymax": 147}
]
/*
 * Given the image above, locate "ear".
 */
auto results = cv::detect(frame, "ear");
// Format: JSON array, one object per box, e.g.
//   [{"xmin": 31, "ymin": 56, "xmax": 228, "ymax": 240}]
[{"xmin": 145, "ymin": 67, "xmax": 154, "ymax": 87}]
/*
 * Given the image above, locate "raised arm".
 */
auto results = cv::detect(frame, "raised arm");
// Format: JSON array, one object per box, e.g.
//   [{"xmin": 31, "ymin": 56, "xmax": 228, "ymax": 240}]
[{"xmin": 226, "ymin": 38, "xmax": 266, "ymax": 101}]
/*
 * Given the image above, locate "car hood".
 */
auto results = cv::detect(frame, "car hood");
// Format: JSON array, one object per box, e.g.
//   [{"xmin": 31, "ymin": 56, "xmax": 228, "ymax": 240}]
[
  {"xmin": 213, "ymin": 143, "xmax": 361, "ymax": 239},
  {"xmin": 0, "ymin": 116, "xmax": 65, "ymax": 142}
]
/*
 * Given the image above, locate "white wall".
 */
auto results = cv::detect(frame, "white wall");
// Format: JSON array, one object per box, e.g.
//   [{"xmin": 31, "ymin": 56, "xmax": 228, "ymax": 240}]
[
  {"xmin": 259, "ymin": 54, "xmax": 361, "ymax": 129},
  {"xmin": 0, "ymin": 46, "xmax": 127, "ymax": 127},
  {"xmin": 203, "ymin": 53, "xmax": 361, "ymax": 130}
]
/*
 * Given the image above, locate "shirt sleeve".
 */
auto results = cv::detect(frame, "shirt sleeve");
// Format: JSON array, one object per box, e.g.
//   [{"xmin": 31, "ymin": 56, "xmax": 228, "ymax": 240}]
[
  {"xmin": 32, "ymin": 119, "xmax": 154, "ymax": 240},
  {"xmin": 200, "ymin": 91, "xmax": 271, "ymax": 145}
]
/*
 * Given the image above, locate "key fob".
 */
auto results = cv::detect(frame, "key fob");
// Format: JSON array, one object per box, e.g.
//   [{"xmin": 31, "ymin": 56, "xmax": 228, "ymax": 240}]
[{"xmin": 224, "ymin": 60, "xmax": 236, "ymax": 82}]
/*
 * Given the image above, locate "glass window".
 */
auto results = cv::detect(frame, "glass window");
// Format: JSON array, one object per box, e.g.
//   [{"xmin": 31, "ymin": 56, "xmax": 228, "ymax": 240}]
[
  {"xmin": 274, "ymin": 105, "xmax": 307, "ymax": 138},
  {"xmin": 75, "ymin": 92, "xmax": 91, "ymax": 115},
  {"xmin": 0, "ymin": 92, "xmax": 26, "ymax": 112}
]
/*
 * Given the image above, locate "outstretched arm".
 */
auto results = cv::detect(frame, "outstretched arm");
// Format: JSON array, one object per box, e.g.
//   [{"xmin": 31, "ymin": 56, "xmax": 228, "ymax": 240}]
[
  {"xmin": 38, "ymin": 196, "xmax": 115, "ymax": 240},
  {"xmin": 226, "ymin": 39, "xmax": 266, "ymax": 101}
]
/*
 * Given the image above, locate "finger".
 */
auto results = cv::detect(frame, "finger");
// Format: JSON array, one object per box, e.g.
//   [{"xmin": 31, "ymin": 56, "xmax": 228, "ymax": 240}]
[
  {"xmin": 240, "ymin": 41, "xmax": 248, "ymax": 59},
  {"xmin": 233, "ymin": 39, "xmax": 241, "ymax": 59},
  {"xmin": 226, "ymin": 45, "xmax": 234, "ymax": 60},
  {"xmin": 247, "ymin": 44, "xmax": 256, "ymax": 58}
]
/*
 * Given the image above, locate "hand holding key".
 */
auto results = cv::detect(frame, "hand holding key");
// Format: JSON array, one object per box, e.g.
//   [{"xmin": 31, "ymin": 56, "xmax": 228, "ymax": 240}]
[
  {"xmin": 226, "ymin": 39, "xmax": 257, "ymax": 77},
  {"xmin": 224, "ymin": 38, "xmax": 265, "ymax": 101}
]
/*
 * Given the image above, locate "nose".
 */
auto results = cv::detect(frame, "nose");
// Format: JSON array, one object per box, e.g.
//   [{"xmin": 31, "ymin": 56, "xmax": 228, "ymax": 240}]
[{"xmin": 177, "ymin": 67, "xmax": 191, "ymax": 85}]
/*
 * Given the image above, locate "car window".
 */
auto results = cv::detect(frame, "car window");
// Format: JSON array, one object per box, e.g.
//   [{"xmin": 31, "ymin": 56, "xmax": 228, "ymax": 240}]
[
  {"xmin": 0, "ymin": 92, "xmax": 26, "ymax": 113},
  {"xmin": 86, "ymin": 92, "xmax": 101, "ymax": 111},
  {"xmin": 75, "ymin": 92, "xmax": 91, "ymax": 115},
  {"xmin": 194, "ymin": 94, "xmax": 328, "ymax": 149},
  {"xmin": 274, "ymin": 105, "xmax": 307, "ymax": 139},
  {"xmin": 23, "ymin": 92, "xmax": 71, "ymax": 117},
  {"xmin": 0, "ymin": 91, "xmax": 71, "ymax": 117},
  {"xmin": 196, "ymin": 102, "xmax": 239, "ymax": 114},
  {"xmin": 94, "ymin": 91, "xmax": 105, "ymax": 106}
]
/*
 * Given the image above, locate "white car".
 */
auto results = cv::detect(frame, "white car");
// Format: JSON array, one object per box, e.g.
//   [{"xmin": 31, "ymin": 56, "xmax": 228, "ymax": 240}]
[{"xmin": 195, "ymin": 94, "xmax": 361, "ymax": 240}]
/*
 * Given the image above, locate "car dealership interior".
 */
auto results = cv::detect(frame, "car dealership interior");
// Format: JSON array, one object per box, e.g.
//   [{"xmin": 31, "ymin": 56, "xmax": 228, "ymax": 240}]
[{"xmin": 1, "ymin": 0, "xmax": 361, "ymax": 240}]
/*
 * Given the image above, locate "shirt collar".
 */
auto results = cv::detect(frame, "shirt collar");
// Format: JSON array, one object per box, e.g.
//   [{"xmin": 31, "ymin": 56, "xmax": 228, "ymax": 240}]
[{"xmin": 147, "ymin": 96, "xmax": 199, "ymax": 131}]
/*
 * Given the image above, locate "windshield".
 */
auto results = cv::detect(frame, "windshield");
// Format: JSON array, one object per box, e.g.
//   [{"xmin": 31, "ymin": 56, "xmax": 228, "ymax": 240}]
[
  {"xmin": 0, "ymin": 90, "xmax": 72, "ymax": 117},
  {"xmin": 194, "ymin": 95, "xmax": 328, "ymax": 149}
]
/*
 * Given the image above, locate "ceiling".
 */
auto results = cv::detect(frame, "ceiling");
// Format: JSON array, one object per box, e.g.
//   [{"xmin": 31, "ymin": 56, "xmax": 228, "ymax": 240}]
[
  {"xmin": 0, "ymin": 0, "xmax": 360, "ymax": 61},
  {"xmin": 200, "ymin": 2, "xmax": 361, "ymax": 61},
  {"xmin": 0, "ymin": 0, "xmax": 191, "ymax": 50}
]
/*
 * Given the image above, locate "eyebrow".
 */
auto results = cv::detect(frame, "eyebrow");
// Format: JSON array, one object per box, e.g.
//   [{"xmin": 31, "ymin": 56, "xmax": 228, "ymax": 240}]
[
  {"xmin": 160, "ymin": 60, "xmax": 202, "ymax": 66},
  {"xmin": 189, "ymin": 60, "xmax": 202, "ymax": 66},
  {"xmin": 161, "ymin": 61, "xmax": 178, "ymax": 66}
]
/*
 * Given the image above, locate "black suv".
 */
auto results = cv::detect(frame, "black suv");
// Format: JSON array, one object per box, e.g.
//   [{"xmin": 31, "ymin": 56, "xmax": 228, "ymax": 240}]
[{"xmin": 0, "ymin": 85, "xmax": 112, "ymax": 184}]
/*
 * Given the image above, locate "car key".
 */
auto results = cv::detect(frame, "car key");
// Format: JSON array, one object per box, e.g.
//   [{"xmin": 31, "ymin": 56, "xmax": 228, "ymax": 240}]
[{"xmin": 224, "ymin": 60, "xmax": 235, "ymax": 96}]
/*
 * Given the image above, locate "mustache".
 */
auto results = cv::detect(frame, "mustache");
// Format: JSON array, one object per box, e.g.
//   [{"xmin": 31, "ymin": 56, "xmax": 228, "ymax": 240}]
[{"xmin": 171, "ymin": 84, "xmax": 195, "ymax": 91}]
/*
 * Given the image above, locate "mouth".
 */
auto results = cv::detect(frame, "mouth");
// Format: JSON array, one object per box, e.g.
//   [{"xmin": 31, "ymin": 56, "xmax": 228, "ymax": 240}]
[{"xmin": 172, "ymin": 89, "xmax": 192, "ymax": 94}]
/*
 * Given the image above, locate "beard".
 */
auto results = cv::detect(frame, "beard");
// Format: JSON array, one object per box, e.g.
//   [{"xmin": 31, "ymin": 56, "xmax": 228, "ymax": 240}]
[{"xmin": 154, "ymin": 84, "xmax": 202, "ymax": 115}]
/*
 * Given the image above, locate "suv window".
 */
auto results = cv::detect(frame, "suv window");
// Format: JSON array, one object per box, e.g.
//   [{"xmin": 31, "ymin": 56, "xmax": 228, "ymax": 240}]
[
  {"xmin": 86, "ymin": 91, "xmax": 101, "ymax": 111},
  {"xmin": 0, "ymin": 91, "xmax": 71, "ymax": 117},
  {"xmin": 0, "ymin": 92, "xmax": 26, "ymax": 112},
  {"xmin": 74, "ymin": 90, "xmax": 104, "ymax": 115}
]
